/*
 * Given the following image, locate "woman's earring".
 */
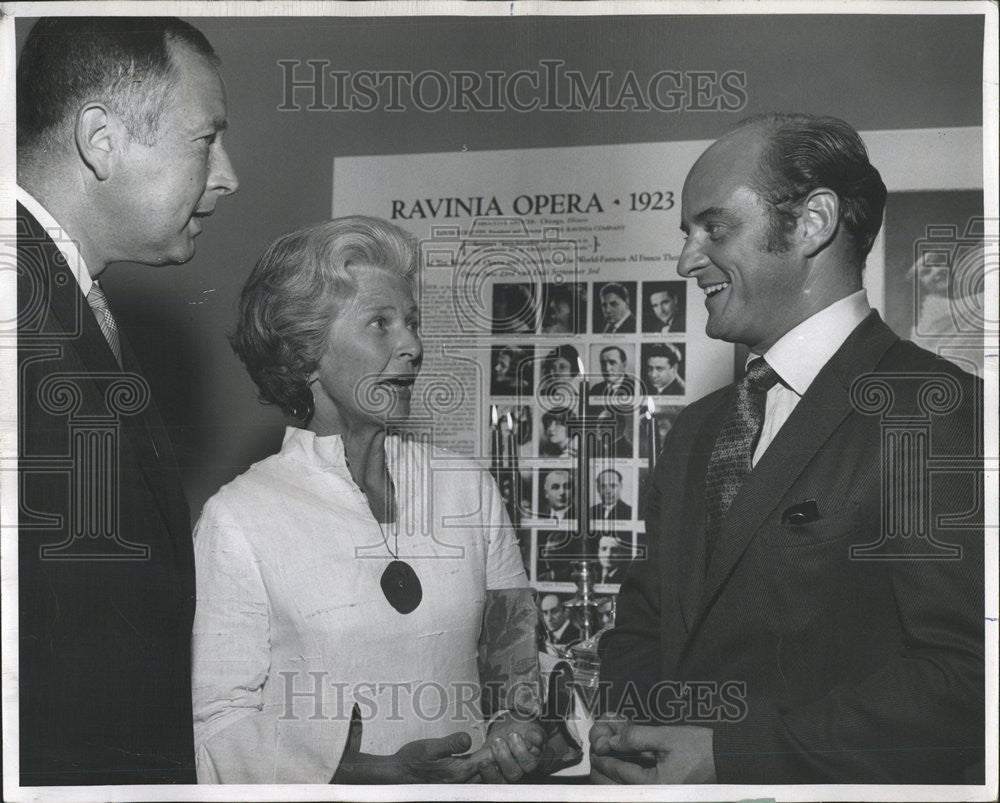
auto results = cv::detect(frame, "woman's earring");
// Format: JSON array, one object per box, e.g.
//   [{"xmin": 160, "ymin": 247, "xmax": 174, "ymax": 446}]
[{"xmin": 290, "ymin": 382, "xmax": 315, "ymax": 423}]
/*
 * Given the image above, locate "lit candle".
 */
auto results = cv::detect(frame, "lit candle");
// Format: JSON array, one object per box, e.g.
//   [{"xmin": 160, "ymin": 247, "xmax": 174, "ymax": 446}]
[
  {"xmin": 645, "ymin": 397, "xmax": 657, "ymax": 470},
  {"xmin": 490, "ymin": 404, "xmax": 502, "ymax": 480},
  {"xmin": 505, "ymin": 411, "xmax": 520, "ymax": 528},
  {"xmin": 504, "ymin": 412, "xmax": 517, "ymax": 473},
  {"xmin": 576, "ymin": 357, "xmax": 590, "ymax": 552}
]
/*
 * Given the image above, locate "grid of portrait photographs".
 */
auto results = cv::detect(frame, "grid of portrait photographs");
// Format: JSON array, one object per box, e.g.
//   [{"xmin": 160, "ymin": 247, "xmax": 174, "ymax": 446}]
[{"xmin": 486, "ymin": 278, "xmax": 689, "ymax": 600}]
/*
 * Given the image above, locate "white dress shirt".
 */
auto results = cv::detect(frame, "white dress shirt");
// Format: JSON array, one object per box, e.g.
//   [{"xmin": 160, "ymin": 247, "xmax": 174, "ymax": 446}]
[
  {"xmin": 753, "ymin": 290, "xmax": 871, "ymax": 466},
  {"xmin": 548, "ymin": 505, "xmax": 572, "ymax": 523},
  {"xmin": 17, "ymin": 185, "xmax": 93, "ymax": 296}
]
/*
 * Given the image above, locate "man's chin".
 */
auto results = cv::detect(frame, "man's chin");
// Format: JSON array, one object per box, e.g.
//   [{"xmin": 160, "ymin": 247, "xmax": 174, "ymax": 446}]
[
  {"xmin": 704, "ymin": 317, "xmax": 738, "ymax": 344},
  {"xmin": 157, "ymin": 234, "xmax": 199, "ymax": 266},
  {"xmin": 170, "ymin": 249, "xmax": 197, "ymax": 266},
  {"xmin": 125, "ymin": 245, "xmax": 196, "ymax": 267}
]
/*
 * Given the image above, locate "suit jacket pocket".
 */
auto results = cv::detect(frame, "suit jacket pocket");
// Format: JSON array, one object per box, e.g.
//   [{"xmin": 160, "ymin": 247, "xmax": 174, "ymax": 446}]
[{"xmin": 760, "ymin": 502, "xmax": 862, "ymax": 548}]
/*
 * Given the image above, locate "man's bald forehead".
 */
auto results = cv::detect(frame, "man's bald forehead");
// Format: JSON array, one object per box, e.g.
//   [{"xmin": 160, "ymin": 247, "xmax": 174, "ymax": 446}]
[
  {"xmin": 546, "ymin": 471, "xmax": 570, "ymax": 487},
  {"xmin": 688, "ymin": 125, "xmax": 767, "ymax": 188},
  {"xmin": 540, "ymin": 595, "xmax": 561, "ymax": 611}
]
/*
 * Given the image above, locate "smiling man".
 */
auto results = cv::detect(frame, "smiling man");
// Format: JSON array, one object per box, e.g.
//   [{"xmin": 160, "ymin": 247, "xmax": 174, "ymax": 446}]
[
  {"xmin": 17, "ymin": 17, "xmax": 238, "ymax": 785},
  {"xmin": 594, "ymin": 113, "xmax": 983, "ymax": 785}
]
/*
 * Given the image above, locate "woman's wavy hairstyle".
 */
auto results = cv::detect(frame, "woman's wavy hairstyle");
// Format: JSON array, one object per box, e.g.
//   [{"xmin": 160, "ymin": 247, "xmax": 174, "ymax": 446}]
[
  {"xmin": 231, "ymin": 216, "xmax": 419, "ymax": 420},
  {"xmin": 541, "ymin": 344, "xmax": 582, "ymax": 377}
]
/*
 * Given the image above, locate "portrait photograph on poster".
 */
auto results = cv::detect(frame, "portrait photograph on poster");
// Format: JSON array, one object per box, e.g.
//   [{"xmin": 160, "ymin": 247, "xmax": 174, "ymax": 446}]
[
  {"xmin": 1, "ymin": 1, "xmax": 996, "ymax": 801},
  {"xmin": 642, "ymin": 279, "xmax": 688, "ymax": 334}
]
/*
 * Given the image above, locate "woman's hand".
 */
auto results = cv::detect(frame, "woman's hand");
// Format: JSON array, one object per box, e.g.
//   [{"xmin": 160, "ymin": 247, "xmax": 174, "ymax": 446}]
[
  {"xmin": 332, "ymin": 730, "xmax": 479, "ymax": 784},
  {"xmin": 392, "ymin": 732, "xmax": 480, "ymax": 783}
]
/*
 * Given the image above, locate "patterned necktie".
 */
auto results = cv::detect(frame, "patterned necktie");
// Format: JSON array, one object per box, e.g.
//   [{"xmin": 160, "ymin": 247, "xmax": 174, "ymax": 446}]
[
  {"xmin": 703, "ymin": 358, "xmax": 779, "ymax": 563},
  {"xmin": 86, "ymin": 282, "xmax": 122, "ymax": 365}
]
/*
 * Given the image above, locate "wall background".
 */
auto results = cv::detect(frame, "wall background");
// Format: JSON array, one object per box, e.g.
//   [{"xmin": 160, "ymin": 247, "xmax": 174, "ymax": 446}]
[{"xmin": 16, "ymin": 12, "xmax": 987, "ymax": 518}]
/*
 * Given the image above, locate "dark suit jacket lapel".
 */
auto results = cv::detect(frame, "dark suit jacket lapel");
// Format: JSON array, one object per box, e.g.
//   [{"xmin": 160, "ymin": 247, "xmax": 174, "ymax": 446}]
[
  {"xmin": 22, "ymin": 205, "xmax": 191, "ymax": 550},
  {"xmin": 20, "ymin": 203, "xmax": 121, "ymax": 376},
  {"xmin": 696, "ymin": 313, "xmax": 899, "ymax": 622}
]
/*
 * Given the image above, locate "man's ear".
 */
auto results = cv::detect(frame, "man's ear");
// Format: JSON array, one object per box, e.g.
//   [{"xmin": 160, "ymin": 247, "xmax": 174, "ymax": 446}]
[
  {"xmin": 74, "ymin": 103, "xmax": 124, "ymax": 181},
  {"xmin": 799, "ymin": 188, "xmax": 839, "ymax": 258}
]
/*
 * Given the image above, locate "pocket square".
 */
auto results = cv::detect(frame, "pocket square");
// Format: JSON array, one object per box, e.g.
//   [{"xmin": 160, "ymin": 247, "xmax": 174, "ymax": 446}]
[{"xmin": 781, "ymin": 499, "xmax": 821, "ymax": 525}]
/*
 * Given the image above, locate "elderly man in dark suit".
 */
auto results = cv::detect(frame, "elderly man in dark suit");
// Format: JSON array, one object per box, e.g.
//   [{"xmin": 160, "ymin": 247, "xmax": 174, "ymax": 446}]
[
  {"xmin": 16, "ymin": 17, "xmax": 238, "ymax": 785},
  {"xmin": 593, "ymin": 113, "xmax": 983, "ymax": 784},
  {"xmin": 590, "ymin": 345, "xmax": 638, "ymax": 402}
]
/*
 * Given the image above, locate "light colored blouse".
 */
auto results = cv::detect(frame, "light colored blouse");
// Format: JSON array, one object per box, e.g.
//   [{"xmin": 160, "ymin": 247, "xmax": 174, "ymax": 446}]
[{"xmin": 192, "ymin": 427, "xmax": 528, "ymax": 783}]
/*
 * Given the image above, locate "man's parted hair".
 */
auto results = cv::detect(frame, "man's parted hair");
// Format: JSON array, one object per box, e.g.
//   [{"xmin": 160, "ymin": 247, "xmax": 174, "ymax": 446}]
[
  {"xmin": 600, "ymin": 345, "xmax": 627, "ymax": 363},
  {"xmin": 649, "ymin": 284, "xmax": 680, "ymax": 303},
  {"xmin": 232, "ymin": 216, "xmax": 419, "ymax": 418},
  {"xmin": 600, "ymin": 282, "xmax": 630, "ymax": 305},
  {"xmin": 17, "ymin": 17, "xmax": 218, "ymax": 154},
  {"xmin": 597, "ymin": 468, "xmax": 623, "ymax": 483},
  {"xmin": 737, "ymin": 113, "xmax": 887, "ymax": 262},
  {"xmin": 646, "ymin": 342, "xmax": 681, "ymax": 367}
]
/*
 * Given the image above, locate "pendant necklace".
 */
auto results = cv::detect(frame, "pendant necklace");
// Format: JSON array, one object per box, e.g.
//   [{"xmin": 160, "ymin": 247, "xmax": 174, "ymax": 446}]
[
  {"xmin": 348, "ymin": 453, "xmax": 423, "ymax": 614},
  {"xmin": 376, "ymin": 519, "xmax": 422, "ymax": 615}
]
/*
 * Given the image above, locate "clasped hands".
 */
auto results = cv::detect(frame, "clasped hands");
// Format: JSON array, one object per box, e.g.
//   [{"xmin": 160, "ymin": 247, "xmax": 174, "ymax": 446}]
[{"xmin": 589, "ymin": 715, "xmax": 717, "ymax": 784}]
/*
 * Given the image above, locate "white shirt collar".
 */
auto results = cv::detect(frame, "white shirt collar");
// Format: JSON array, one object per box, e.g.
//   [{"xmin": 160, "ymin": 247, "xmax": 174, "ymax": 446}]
[
  {"xmin": 760, "ymin": 290, "xmax": 871, "ymax": 396},
  {"xmin": 17, "ymin": 185, "xmax": 93, "ymax": 297}
]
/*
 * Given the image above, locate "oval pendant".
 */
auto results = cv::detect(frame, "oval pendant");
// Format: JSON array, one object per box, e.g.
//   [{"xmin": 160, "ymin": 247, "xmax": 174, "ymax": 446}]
[{"xmin": 380, "ymin": 559, "xmax": 422, "ymax": 614}]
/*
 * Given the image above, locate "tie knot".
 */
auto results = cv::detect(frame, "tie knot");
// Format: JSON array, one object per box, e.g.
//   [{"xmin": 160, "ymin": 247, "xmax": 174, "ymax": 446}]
[{"xmin": 743, "ymin": 358, "xmax": 779, "ymax": 393}]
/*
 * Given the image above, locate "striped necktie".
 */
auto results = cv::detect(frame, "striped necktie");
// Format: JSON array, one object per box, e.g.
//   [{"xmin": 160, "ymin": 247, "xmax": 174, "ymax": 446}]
[{"xmin": 86, "ymin": 282, "xmax": 122, "ymax": 365}]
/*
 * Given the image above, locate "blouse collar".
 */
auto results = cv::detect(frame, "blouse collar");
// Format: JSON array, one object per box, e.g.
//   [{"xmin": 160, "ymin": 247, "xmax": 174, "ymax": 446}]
[{"xmin": 281, "ymin": 426, "xmax": 350, "ymax": 475}]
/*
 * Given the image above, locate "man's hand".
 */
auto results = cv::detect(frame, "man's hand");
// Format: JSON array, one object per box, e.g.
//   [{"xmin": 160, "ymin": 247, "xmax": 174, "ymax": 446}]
[
  {"xmin": 589, "ymin": 716, "xmax": 717, "ymax": 784},
  {"xmin": 471, "ymin": 713, "xmax": 545, "ymax": 782}
]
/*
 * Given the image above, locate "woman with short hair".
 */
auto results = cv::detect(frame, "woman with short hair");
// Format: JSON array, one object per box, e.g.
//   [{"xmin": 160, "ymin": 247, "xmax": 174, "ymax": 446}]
[{"xmin": 192, "ymin": 216, "xmax": 542, "ymax": 784}]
